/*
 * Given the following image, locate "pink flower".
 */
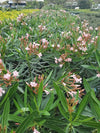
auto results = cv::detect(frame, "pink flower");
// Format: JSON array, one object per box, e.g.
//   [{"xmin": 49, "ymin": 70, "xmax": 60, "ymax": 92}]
[
  {"xmin": 26, "ymin": 33, "xmax": 30, "ymax": 39},
  {"xmin": 71, "ymin": 74, "xmax": 82, "ymax": 83},
  {"xmin": 37, "ymin": 53, "xmax": 42, "ymax": 58},
  {"xmin": 13, "ymin": 71, "xmax": 19, "ymax": 77},
  {"xmin": 89, "ymin": 26, "xmax": 93, "ymax": 30},
  {"xmin": 41, "ymin": 38, "xmax": 48, "ymax": 44},
  {"xmin": 51, "ymin": 44, "xmax": 55, "ymax": 47},
  {"xmin": 3, "ymin": 73, "xmax": 11, "ymax": 80},
  {"xmin": 33, "ymin": 128, "xmax": 40, "ymax": 133},
  {"xmin": 30, "ymin": 82, "xmax": 37, "ymax": 87},
  {"xmin": 0, "ymin": 87, "xmax": 5, "ymax": 97},
  {"xmin": 82, "ymin": 47, "xmax": 87, "ymax": 52},
  {"xmin": 65, "ymin": 58, "xmax": 72, "ymax": 62},
  {"xmin": 68, "ymin": 91, "xmax": 77, "ymax": 97},
  {"xmin": 95, "ymin": 27, "xmax": 98, "ymax": 31},
  {"xmin": 62, "ymin": 82, "xmax": 66, "ymax": 86},
  {"xmin": 25, "ymin": 47, "xmax": 30, "ymax": 51},
  {"xmin": 0, "ymin": 69, "xmax": 2, "ymax": 73},
  {"xmin": 96, "ymin": 73, "xmax": 100, "ymax": 78},
  {"xmin": 57, "ymin": 44, "xmax": 60, "ymax": 48},
  {"xmin": 55, "ymin": 57, "xmax": 58, "ymax": 64},
  {"xmin": 59, "ymin": 64, "xmax": 63, "ymax": 68},
  {"xmin": 0, "ymin": 59, "xmax": 2, "ymax": 64},
  {"xmin": 70, "ymin": 47, "xmax": 74, "ymax": 51},
  {"xmin": 44, "ymin": 90, "xmax": 50, "ymax": 95},
  {"xmin": 58, "ymin": 57, "xmax": 62, "ymax": 62},
  {"xmin": 77, "ymin": 36, "xmax": 82, "ymax": 41}
]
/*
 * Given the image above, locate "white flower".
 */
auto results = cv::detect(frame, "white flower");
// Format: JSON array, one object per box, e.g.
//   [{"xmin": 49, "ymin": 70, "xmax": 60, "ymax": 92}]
[
  {"xmin": 33, "ymin": 128, "xmax": 40, "ymax": 133},
  {"xmin": 30, "ymin": 82, "xmax": 37, "ymax": 87},
  {"xmin": 0, "ymin": 87, "xmax": 5, "ymax": 97},
  {"xmin": 96, "ymin": 73, "xmax": 100, "ymax": 78},
  {"xmin": 25, "ymin": 47, "xmax": 30, "ymax": 51},
  {"xmin": 44, "ymin": 90, "xmax": 50, "ymax": 95},
  {"xmin": 37, "ymin": 53, "xmax": 42, "ymax": 58},
  {"xmin": 13, "ymin": 70, "xmax": 19, "ymax": 77},
  {"xmin": 59, "ymin": 64, "xmax": 63, "ymax": 68},
  {"xmin": 77, "ymin": 36, "xmax": 82, "ymax": 41},
  {"xmin": 3, "ymin": 73, "xmax": 11, "ymax": 80}
]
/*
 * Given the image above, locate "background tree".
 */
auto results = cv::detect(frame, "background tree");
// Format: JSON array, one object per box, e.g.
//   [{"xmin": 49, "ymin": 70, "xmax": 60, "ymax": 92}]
[{"xmin": 78, "ymin": 0, "xmax": 92, "ymax": 9}]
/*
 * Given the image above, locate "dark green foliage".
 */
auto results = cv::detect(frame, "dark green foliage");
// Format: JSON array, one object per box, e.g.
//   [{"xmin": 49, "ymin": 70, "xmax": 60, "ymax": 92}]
[{"xmin": 78, "ymin": 0, "xmax": 92, "ymax": 9}]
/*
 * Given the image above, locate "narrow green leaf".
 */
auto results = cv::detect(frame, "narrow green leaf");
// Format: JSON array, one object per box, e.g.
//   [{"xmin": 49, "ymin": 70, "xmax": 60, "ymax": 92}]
[
  {"xmin": 8, "ymin": 114, "xmax": 24, "ymax": 123},
  {"xmin": 13, "ymin": 99, "xmax": 20, "ymax": 110},
  {"xmin": 53, "ymin": 82, "xmax": 68, "ymax": 112},
  {"xmin": 95, "ymin": 50, "xmax": 100, "ymax": 67},
  {"xmin": 82, "ymin": 65, "xmax": 98, "ymax": 70},
  {"xmin": 82, "ymin": 121, "xmax": 100, "ymax": 129},
  {"xmin": 16, "ymin": 111, "xmax": 39, "ymax": 133},
  {"xmin": 40, "ymin": 110, "xmax": 50, "ymax": 116},
  {"xmin": 83, "ymin": 78, "xmax": 91, "ymax": 93},
  {"xmin": 86, "ymin": 76, "xmax": 97, "ymax": 82},
  {"xmin": 1, "ymin": 98, "xmax": 10, "ymax": 133},
  {"xmin": 24, "ymin": 86, "xmax": 27, "ymax": 107},
  {"xmin": 89, "ymin": 90, "xmax": 100, "ymax": 120},
  {"xmin": 49, "ymin": 99, "xmax": 59, "ymax": 110},
  {"xmin": 78, "ymin": 117, "xmax": 94, "ymax": 123},
  {"xmin": 74, "ymin": 92, "xmax": 90, "ymax": 121},
  {"xmin": 65, "ymin": 124, "xmax": 70, "ymax": 133},
  {"xmin": 58, "ymin": 103, "xmax": 69, "ymax": 120},
  {"xmin": 44, "ymin": 70, "xmax": 53, "ymax": 85},
  {"xmin": 72, "ymin": 127, "xmax": 76, "ymax": 133},
  {"xmin": 44, "ymin": 93, "xmax": 54, "ymax": 111},
  {"xmin": 45, "ymin": 123, "xmax": 64, "ymax": 133},
  {"xmin": 0, "ymin": 83, "xmax": 18, "ymax": 107}
]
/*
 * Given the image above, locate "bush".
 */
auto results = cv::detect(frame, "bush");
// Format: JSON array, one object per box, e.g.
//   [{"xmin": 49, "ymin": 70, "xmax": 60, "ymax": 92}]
[{"xmin": 78, "ymin": 0, "xmax": 92, "ymax": 9}]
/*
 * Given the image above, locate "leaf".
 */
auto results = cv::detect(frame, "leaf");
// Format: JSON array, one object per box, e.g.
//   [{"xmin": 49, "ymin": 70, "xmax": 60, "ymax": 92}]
[
  {"xmin": 0, "ymin": 83, "xmax": 18, "ymax": 108},
  {"xmin": 81, "ymin": 65, "xmax": 98, "ymax": 70},
  {"xmin": 53, "ymin": 82, "xmax": 68, "ymax": 112},
  {"xmin": 58, "ymin": 103, "xmax": 69, "ymax": 120},
  {"xmin": 44, "ymin": 93, "xmax": 54, "ymax": 111},
  {"xmin": 95, "ymin": 50, "xmax": 100, "ymax": 67},
  {"xmin": 86, "ymin": 76, "xmax": 97, "ymax": 82},
  {"xmin": 74, "ymin": 92, "xmax": 90, "ymax": 121},
  {"xmin": 81, "ymin": 121, "xmax": 100, "ymax": 130},
  {"xmin": 1, "ymin": 98, "xmax": 10, "ymax": 133},
  {"xmin": 8, "ymin": 114, "xmax": 24, "ymax": 123},
  {"xmin": 89, "ymin": 90, "xmax": 100, "ymax": 120},
  {"xmin": 78, "ymin": 117, "xmax": 94, "ymax": 123},
  {"xmin": 44, "ymin": 121, "xmax": 65, "ymax": 133},
  {"xmin": 37, "ymin": 81, "xmax": 43, "ymax": 108},
  {"xmin": 44, "ymin": 70, "xmax": 53, "ymax": 85},
  {"xmin": 16, "ymin": 111, "xmax": 39, "ymax": 133},
  {"xmin": 40, "ymin": 110, "xmax": 50, "ymax": 116},
  {"xmin": 49, "ymin": 99, "xmax": 59, "ymax": 110},
  {"xmin": 65, "ymin": 124, "xmax": 70, "ymax": 133},
  {"xmin": 83, "ymin": 78, "xmax": 91, "ymax": 93},
  {"xmin": 24, "ymin": 86, "xmax": 27, "ymax": 107}
]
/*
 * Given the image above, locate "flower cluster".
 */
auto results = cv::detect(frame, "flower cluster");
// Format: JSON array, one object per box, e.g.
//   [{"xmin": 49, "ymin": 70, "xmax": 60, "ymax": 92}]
[
  {"xmin": 17, "ymin": 13, "xmax": 25, "ymax": 22},
  {"xmin": 38, "ymin": 25, "xmax": 47, "ymax": 32},
  {"xmin": 26, "ymin": 75, "xmax": 47, "ymax": 94},
  {"xmin": 61, "ymin": 72, "xmax": 84, "ymax": 98},
  {"xmin": 0, "ymin": 57, "xmax": 19, "ymax": 96},
  {"xmin": 55, "ymin": 53, "xmax": 72, "ymax": 68},
  {"xmin": 25, "ymin": 38, "xmax": 49, "ymax": 57},
  {"xmin": 60, "ymin": 72, "xmax": 84, "ymax": 114}
]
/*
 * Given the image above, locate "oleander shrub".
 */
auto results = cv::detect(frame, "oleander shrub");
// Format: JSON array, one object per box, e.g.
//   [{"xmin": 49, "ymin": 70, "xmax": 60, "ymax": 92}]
[{"xmin": 0, "ymin": 9, "xmax": 100, "ymax": 133}]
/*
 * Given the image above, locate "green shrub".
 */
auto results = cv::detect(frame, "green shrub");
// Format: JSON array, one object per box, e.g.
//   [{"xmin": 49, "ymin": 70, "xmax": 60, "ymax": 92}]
[{"xmin": 78, "ymin": 0, "xmax": 92, "ymax": 9}]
